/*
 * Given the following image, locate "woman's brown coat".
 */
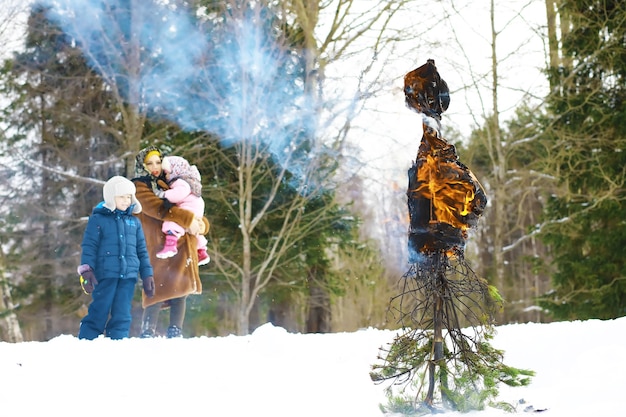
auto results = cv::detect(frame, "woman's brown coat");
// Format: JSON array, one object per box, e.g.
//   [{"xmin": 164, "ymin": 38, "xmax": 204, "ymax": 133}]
[{"xmin": 132, "ymin": 178, "xmax": 209, "ymax": 308}]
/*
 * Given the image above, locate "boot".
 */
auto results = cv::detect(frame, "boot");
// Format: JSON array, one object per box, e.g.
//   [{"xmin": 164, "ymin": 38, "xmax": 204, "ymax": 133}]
[
  {"xmin": 140, "ymin": 316, "xmax": 157, "ymax": 338},
  {"xmin": 156, "ymin": 234, "xmax": 178, "ymax": 259},
  {"xmin": 166, "ymin": 325, "xmax": 182, "ymax": 338},
  {"xmin": 140, "ymin": 328, "xmax": 156, "ymax": 338},
  {"xmin": 198, "ymin": 248, "xmax": 211, "ymax": 266}
]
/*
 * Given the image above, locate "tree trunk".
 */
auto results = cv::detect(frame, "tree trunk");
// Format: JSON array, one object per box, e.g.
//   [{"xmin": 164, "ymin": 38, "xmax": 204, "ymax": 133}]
[
  {"xmin": 238, "ymin": 141, "xmax": 254, "ymax": 336},
  {"xmin": 426, "ymin": 291, "xmax": 444, "ymax": 406},
  {"xmin": 489, "ymin": 0, "xmax": 507, "ymax": 322},
  {"xmin": 0, "ymin": 267, "xmax": 23, "ymax": 342},
  {"xmin": 305, "ymin": 268, "xmax": 331, "ymax": 333},
  {"xmin": 425, "ymin": 256, "xmax": 448, "ymax": 408},
  {"xmin": 545, "ymin": 0, "xmax": 560, "ymax": 75}
]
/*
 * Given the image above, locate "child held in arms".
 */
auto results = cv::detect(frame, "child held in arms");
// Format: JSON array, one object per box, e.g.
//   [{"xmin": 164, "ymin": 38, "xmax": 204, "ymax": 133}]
[{"xmin": 154, "ymin": 155, "xmax": 210, "ymax": 266}]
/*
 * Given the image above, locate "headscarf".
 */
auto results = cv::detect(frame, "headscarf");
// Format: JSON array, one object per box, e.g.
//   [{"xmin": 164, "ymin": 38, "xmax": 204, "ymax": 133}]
[
  {"xmin": 134, "ymin": 145, "xmax": 168, "ymax": 193},
  {"xmin": 134, "ymin": 145, "xmax": 165, "ymax": 178}
]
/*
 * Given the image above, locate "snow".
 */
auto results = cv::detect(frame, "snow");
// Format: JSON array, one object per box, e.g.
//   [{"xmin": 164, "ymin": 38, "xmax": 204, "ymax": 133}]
[{"xmin": 1, "ymin": 318, "xmax": 625, "ymax": 416}]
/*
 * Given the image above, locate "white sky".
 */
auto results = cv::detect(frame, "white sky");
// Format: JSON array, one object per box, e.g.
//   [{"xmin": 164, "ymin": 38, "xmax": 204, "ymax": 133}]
[{"xmin": 0, "ymin": 1, "xmax": 30, "ymax": 61}]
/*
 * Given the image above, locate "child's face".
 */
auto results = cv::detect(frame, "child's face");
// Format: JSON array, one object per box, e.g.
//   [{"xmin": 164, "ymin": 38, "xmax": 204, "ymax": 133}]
[
  {"xmin": 144, "ymin": 154, "xmax": 162, "ymax": 177},
  {"xmin": 114, "ymin": 194, "xmax": 132, "ymax": 211}
]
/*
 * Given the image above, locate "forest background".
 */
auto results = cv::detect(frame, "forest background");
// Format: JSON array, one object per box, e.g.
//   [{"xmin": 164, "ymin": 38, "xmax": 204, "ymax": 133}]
[{"xmin": 1, "ymin": 0, "xmax": 624, "ymax": 342}]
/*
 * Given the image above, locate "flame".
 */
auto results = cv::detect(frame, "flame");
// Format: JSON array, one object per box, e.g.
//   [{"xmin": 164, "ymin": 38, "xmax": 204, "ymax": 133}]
[
  {"xmin": 404, "ymin": 59, "xmax": 487, "ymax": 259},
  {"xmin": 414, "ymin": 154, "xmax": 476, "ymax": 231}
]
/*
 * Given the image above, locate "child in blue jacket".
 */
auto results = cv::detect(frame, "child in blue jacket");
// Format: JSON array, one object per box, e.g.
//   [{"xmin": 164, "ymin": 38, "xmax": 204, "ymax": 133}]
[{"xmin": 77, "ymin": 176, "xmax": 155, "ymax": 340}]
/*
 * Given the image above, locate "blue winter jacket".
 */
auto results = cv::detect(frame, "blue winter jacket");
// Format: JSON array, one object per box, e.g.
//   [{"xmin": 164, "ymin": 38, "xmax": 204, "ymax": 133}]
[{"xmin": 80, "ymin": 202, "xmax": 153, "ymax": 281}]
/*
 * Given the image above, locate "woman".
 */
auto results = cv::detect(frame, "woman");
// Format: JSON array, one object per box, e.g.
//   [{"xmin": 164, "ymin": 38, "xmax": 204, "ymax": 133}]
[{"xmin": 132, "ymin": 146, "xmax": 210, "ymax": 338}]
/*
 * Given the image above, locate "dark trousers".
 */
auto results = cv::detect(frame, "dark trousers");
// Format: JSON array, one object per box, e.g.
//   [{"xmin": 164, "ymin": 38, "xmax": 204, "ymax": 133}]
[
  {"xmin": 78, "ymin": 278, "xmax": 136, "ymax": 340},
  {"xmin": 141, "ymin": 296, "xmax": 187, "ymax": 333}
]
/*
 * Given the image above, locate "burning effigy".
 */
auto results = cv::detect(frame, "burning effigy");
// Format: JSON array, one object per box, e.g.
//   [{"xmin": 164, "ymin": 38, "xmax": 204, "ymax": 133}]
[
  {"xmin": 371, "ymin": 60, "xmax": 532, "ymax": 413},
  {"xmin": 404, "ymin": 59, "xmax": 487, "ymax": 262}
]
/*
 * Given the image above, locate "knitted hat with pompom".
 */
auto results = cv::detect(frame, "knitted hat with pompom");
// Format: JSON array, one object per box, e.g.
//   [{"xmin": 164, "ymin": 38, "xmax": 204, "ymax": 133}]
[{"xmin": 103, "ymin": 176, "xmax": 142, "ymax": 214}]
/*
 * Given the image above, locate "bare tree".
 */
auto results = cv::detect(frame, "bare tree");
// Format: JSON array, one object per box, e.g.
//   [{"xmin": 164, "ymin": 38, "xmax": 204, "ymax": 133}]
[
  {"xmin": 197, "ymin": 2, "xmax": 337, "ymax": 335},
  {"xmin": 0, "ymin": 253, "xmax": 23, "ymax": 342},
  {"xmin": 0, "ymin": 0, "xmax": 29, "ymax": 60},
  {"xmin": 196, "ymin": 0, "xmax": 433, "ymax": 335},
  {"xmin": 435, "ymin": 0, "xmax": 554, "ymax": 323},
  {"xmin": 287, "ymin": 0, "xmax": 445, "ymax": 331},
  {"xmin": 6, "ymin": 0, "xmax": 532, "ymax": 338},
  {"xmin": 0, "ymin": 0, "xmax": 38, "ymax": 342}
]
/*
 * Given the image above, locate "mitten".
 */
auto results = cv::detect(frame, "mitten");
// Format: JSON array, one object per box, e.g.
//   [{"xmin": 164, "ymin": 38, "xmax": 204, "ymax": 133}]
[
  {"xmin": 154, "ymin": 189, "xmax": 166, "ymax": 199},
  {"xmin": 80, "ymin": 270, "xmax": 98, "ymax": 294},
  {"xmin": 142, "ymin": 276, "xmax": 155, "ymax": 298}
]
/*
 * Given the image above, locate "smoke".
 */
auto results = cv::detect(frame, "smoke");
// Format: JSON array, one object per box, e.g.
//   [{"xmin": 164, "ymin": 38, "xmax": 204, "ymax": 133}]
[{"xmin": 36, "ymin": 0, "xmax": 318, "ymax": 181}]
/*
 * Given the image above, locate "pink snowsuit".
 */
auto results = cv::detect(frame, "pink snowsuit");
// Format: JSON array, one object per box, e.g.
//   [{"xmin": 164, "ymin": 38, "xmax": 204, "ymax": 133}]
[{"xmin": 160, "ymin": 157, "xmax": 208, "ymax": 251}]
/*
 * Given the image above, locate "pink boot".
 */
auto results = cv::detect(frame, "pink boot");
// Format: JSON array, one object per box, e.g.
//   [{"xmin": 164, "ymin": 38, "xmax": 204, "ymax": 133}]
[
  {"xmin": 198, "ymin": 248, "xmax": 211, "ymax": 266},
  {"xmin": 157, "ymin": 234, "xmax": 178, "ymax": 259}
]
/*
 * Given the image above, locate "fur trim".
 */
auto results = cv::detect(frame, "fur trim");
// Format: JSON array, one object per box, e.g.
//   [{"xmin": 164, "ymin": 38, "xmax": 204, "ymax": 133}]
[
  {"xmin": 161, "ymin": 156, "xmax": 171, "ymax": 174},
  {"xmin": 103, "ymin": 176, "xmax": 142, "ymax": 214},
  {"xmin": 77, "ymin": 264, "xmax": 92, "ymax": 274}
]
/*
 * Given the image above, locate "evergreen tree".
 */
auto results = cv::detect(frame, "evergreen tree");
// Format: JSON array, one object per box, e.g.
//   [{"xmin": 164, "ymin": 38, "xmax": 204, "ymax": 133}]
[
  {"xmin": 538, "ymin": 0, "xmax": 626, "ymax": 320},
  {"xmin": 458, "ymin": 108, "xmax": 554, "ymax": 324},
  {"xmin": 177, "ymin": 0, "xmax": 362, "ymax": 335},
  {"xmin": 1, "ymin": 0, "xmax": 402, "ymax": 338},
  {"xmin": 1, "ymin": 4, "xmax": 125, "ymax": 339}
]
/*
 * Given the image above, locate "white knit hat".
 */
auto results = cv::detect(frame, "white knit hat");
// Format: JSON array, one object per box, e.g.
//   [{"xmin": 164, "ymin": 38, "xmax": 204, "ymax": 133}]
[{"xmin": 102, "ymin": 176, "xmax": 142, "ymax": 214}]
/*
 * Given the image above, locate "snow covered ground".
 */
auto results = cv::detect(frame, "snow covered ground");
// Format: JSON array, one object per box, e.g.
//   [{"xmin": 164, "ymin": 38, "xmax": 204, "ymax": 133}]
[{"xmin": 1, "ymin": 317, "xmax": 624, "ymax": 416}]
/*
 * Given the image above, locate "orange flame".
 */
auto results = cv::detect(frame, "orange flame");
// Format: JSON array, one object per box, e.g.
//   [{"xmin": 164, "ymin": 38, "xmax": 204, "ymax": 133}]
[
  {"xmin": 404, "ymin": 60, "xmax": 487, "ymax": 260},
  {"xmin": 414, "ymin": 154, "xmax": 477, "ymax": 231}
]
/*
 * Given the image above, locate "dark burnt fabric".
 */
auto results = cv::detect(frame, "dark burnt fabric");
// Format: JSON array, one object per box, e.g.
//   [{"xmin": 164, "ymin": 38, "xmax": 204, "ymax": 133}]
[
  {"xmin": 404, "ymin": 61, "xmax": 486, "ymax": 263},
  {"xmin": 403, "ymin": 59, "xmax": 450, "ymax": 120}
]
